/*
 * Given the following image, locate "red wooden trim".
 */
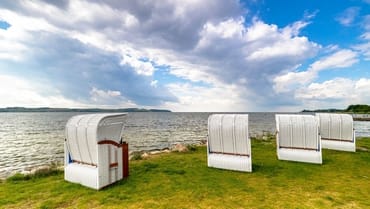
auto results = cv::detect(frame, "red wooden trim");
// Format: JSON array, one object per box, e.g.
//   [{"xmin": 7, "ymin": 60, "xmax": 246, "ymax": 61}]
[
  {"xmin": 98, "ymin": 139, "xmax": 122, "ymax": 147},
  {"xmin": 110, "ymin": 162, "xmax": 118, "ymax": 168},
  {"xmin": 321, "ymin": 138, "xmax": 353, "ymax": 142},
  {"xmin": 279, "ymin": 146, "xmax": 318, "ymax": 151},
  {"xmin": 122, "ymin": 142, "xmax": 129, "ymax": 177},
  {"xmin": 72, "ymin": 160, "xmax": 97, "ymax": 167},
  {"xmin": 210, "ymin": 151, "xmax": 250, "ymax": 157}
]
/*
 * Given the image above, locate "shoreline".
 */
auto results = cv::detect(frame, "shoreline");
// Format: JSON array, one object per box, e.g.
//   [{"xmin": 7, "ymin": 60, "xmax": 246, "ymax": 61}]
[
  {"xmin": 353, "ymin": 118, "xmax": 370, "ymax": 121},
  {"xmin": 0, "ymin": 141, "xmax": 208, "ymax": 180},
  {"xmin": 2, "ymin": 135, "xmax": 370, "ymax": 180}
]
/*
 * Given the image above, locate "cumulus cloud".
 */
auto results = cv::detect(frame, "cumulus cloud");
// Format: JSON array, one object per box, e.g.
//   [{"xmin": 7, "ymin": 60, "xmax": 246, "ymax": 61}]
[
  {"xmin": 0, "ymin": 0, "xmax": 248, "ymax": 108},
  {"xmin": 295, "ymin": 78, "xmax": 370, "ymax": 109},
  {"xmin": 295, "ymin": 78, "xmax": 354, "ymax": 100},
  {"xmin": 0, "ymin": 0, "xmax": 367, "ymax": 111},
  {"xmin": 273, "ymin": 71, "xmax": 316, "ymax": 93},
  {"xmin": 0, "ymin": 0, "xmax": 322, "ymax": 110},
  {"xmin": 0, "ymin": 31, "xmax": 177, "ymax": 107},
  {"xmin": 184, "ymin": 17, "xmax": 320, "ymax": 108}
]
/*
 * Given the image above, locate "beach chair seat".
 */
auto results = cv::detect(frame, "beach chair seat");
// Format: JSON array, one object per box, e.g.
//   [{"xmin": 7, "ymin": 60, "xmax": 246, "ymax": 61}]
[{"xmin": 207, "ymin": 114, "xmax": 252, "ymax": 172}]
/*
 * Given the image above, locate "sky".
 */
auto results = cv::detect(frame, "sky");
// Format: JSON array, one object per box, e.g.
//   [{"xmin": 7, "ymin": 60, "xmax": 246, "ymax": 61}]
[{"xmin": 0, "ymin": 0, "xmax": 369, "ymax": 112}]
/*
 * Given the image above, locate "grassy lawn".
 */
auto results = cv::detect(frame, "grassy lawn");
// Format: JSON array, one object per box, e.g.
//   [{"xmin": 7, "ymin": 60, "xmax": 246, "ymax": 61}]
[{"xmin": 1, "ymin": 137, "xmax": 369, "ymax": 209}]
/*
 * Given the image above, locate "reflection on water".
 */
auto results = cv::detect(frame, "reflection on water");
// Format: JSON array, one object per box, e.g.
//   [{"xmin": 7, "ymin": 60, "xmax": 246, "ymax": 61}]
[{"xmin": 0, "ymin": 112, "xmax": 369, "ymax": 178}]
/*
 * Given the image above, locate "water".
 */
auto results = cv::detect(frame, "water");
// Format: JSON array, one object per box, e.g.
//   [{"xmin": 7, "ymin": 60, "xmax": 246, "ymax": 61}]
[
  {"xmin": 353, "ymin": 121, "xmax": 370, "ymax": 137},
  {"xmin": 0, "ymin": 112, "xmax": 369, "ymax": 178},
  {"xmin": 124, "ymin": 112, "xmax": 277, "ymax": 151}
]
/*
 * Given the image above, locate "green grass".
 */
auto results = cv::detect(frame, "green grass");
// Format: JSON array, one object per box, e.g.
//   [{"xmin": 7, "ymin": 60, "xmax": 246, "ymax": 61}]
[{"xmin": 1, "ymin": 138, "xmax": 369, "ymax": 209}]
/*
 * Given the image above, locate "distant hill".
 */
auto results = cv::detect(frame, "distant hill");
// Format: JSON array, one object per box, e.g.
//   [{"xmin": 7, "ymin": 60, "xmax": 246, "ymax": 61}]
[
  {"xmin": 345, "ymin": 104, "xmax": 370, "ymax": 113},
  {"xmin": 302, "ymin": 104, "xmax": 370, "ymax": 114},
  {"xmin": 0, "ymin": 107, "xmax": 171, "ymax": 113}
]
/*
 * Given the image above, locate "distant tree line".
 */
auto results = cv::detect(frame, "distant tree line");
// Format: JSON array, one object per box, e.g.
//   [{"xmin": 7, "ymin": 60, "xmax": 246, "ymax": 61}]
[
  {"xmin": 345, "ymin": 104, "xmax": 370, "ymax": 113},
  {"xmin": 302, "ymin": 104, "xmax": 370, "ymax": 113}
]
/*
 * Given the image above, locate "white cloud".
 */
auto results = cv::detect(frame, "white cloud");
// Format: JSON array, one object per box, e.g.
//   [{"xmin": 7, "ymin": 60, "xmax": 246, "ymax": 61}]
[
  {"xmin": 0, "ymin": 74, "xmax": 141, "ymax": 108},
  {"xmin": 295, "ymin": 78, "xmax": 370, "ymax": 109},
  {"xmin": 273, "ymin": 71, "xmax": 316, "ymax": 93},
  {"xmin": 22, "ymin": 0, "xmax": 139, "ymax": 29},
  {"xmin": 188, "ymin": 17, "xmax": 320, "ymax": 102},
  {"xmin": 1, "ymin": 0, "xmax": 321, "ymax": 110},
  {"xmin": 273, "ymin": 49, "xmax": 358, "ymax": 93},
  {"xmin": 246, "ymin": 36, "xmax": 314, "ymax": 61},
  {"xmin": 196, "ymin": 17, "xmax": 245, "ymax": 50},
  {"xmin": 150, "ymin": 80, "xmax": 158, "ymax": 87},
  {"xmin": 0, "ymin": 75, "xmax": 84, "ymax": 107},
  {"xmin": 355, "ymin": 78, "xmax": 370, "ymax": 101},
  {"xmin": 90, "ymin": 87, "xmax": 121, "ymax": 101},
  {"xmin": 310, "ymin": 49, "xmax": 358, "ymax": 71},
  {"xmin": 245, "ymin": 20, "xmax": 278, "ymax": 42},
  {"xmin": 282, "ymin": 20, "xmax": 310, "ymax": 37},
  {"xmin": 120, "ymin": 55, "xmax": 155, "ymax": 76},
  {"xmin": 88, "ymin": 87, "xmax": 138, "ymax": 108},
  {"xmin": 2, "ymin": 0, "xmax": 365, "ymax": 111},
  {"xmin": 295, "ymin": 78, "xmax": 354, "ymax": 100},
  {"xmin": 163, "ymin": 83, "xmax": 251, "ymax": 112},
  {"xmin": 336, "ymin": 7, "xmax": 360, "ymax": 26},
  {"xmin": 354, "ymin": 24, "xmax": 370, "ymax": 60},
  {"xmin": 0, "ymin": 8, "xmax": 58, "ymax": 61}
]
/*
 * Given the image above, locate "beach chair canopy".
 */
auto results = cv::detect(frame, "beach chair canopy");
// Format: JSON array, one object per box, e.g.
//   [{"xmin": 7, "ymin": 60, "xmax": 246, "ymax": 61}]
[
  {"xmin": 316, "ymin": 113, "xmax": 353, "ymax": 142},
  {"xmin": 276, "ymin": 114, "xmax": 320, "ymax": 150},
  {"xmin": 65, "ymin": 113, "xmax": 127, "ymax": 190},
  {"xmin": 275, "ymin": 114, "xmax": 322, "ymax": 164},
  {"xmin": 207, "ymin": 114, "xmax": 252, "ymax": 172},
  {"xmin": 316, "ymin": 113, "xmax": 355, "ymax": 152},
  {"xmin": 65, "ymin": 113, "xmax": 126, "ymax": 166}
]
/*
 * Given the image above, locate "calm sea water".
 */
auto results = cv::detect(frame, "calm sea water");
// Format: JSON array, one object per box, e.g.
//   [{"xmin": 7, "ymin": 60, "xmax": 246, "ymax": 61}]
[{"xmin": 0, "ymin": 112, "xmax": 369, "ymax": 178}]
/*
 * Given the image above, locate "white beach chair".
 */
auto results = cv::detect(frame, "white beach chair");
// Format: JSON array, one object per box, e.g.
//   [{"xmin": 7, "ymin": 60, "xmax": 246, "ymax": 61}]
[
  {"xmin": 207, "ymin": 114, "xmax": 252, "ymax": 172},
  {"xmin": 316, "ymin": 113, "xmax": 356, "ymax": 152},
  {"xmin": 64, "ymin": 113, "xmax": 128, "ymax": 190},
  {"xmin": 275, "ymin": 114, "xmax": 322, "ymax": 164}
]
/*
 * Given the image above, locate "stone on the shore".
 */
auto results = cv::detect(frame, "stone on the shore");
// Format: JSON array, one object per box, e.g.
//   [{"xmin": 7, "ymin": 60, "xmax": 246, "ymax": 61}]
[
  {"xmin": 150, "ymin": 150, "xmax": 162, "ymax": 155},
  {"xmin": 141, "ymin": 152, "xmax": 149, "ymax": 158},
  {"xmin": 171, "ymin": 143, "xmax": 188, "ymax": 152}
]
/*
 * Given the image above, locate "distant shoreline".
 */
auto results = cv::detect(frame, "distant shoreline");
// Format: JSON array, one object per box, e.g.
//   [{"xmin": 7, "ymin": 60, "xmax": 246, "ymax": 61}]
[
  {"xmin": 302, "ymin": 104, "xmax": 370, "ymax": 114},
  {"xmin": 0, "ymin": 107, "xmax": 171, "ymax": 113}
]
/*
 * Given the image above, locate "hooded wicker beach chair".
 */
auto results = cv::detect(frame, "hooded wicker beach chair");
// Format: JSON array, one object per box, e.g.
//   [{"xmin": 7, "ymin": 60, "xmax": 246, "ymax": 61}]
[
  {"xmin": 64, "ymin": 113, "xmax": 128, "ymax": 190},
  {"xmin": 207, "ymin": 114, "xmax": 252, "ymax": 172},
  {"xmin": 316, "ymin": 113, "xmax": 355, "ymax": 152},
  {"xmin": 275, "ymin": 114, "xmax": 322, "ymax": 164}
]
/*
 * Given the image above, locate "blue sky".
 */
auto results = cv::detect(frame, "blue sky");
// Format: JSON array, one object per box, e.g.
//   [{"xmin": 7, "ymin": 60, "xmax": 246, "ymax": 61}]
[{"xmin": 0, "ymin": 0, "xmax": 369, "ymax": 112}]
